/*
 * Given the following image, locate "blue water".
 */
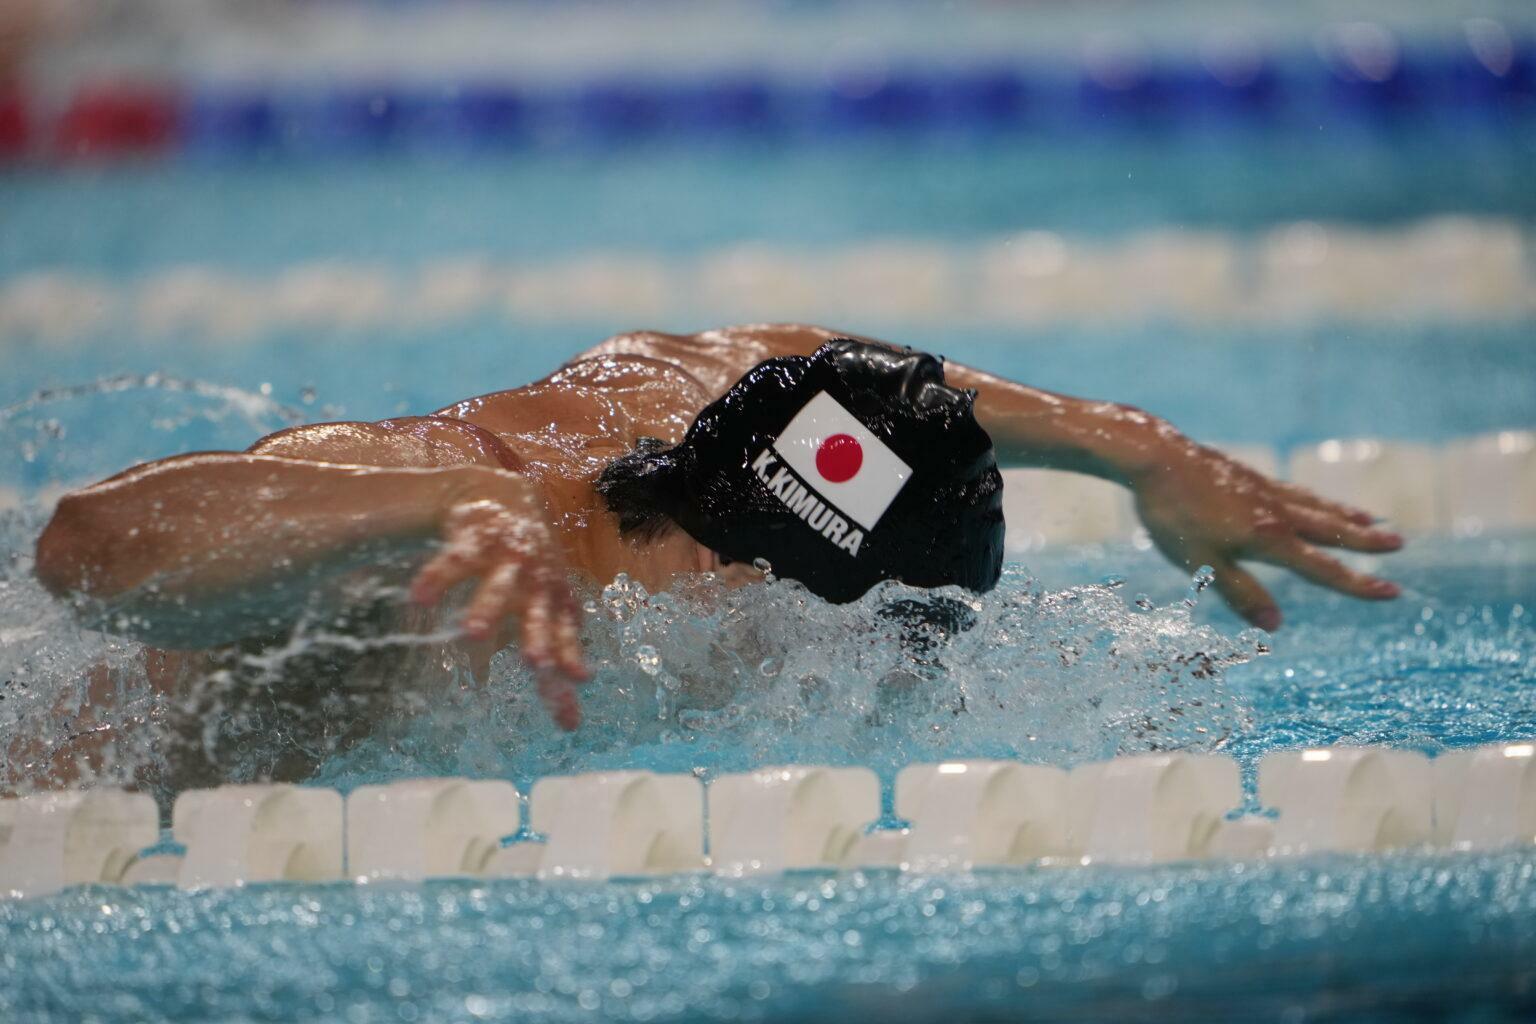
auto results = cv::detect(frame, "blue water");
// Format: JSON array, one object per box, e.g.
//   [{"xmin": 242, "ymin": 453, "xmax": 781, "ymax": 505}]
[
  {"xmin": 4, "ymin": 852, "xmax": 1536, "ymax": 1024},
  {"xmin": 4, "ymin": 131, "xmax": 1534, "ymax": 278}
]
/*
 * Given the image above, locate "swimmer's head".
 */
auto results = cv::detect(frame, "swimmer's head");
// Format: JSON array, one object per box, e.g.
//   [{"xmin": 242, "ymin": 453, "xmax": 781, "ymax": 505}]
[{"xmin": 597, "ymin": 339, "xmax": 1005, "ymax": 603}]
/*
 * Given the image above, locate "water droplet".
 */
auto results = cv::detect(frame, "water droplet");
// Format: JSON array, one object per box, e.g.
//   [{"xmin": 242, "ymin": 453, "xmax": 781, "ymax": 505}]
[{"xmin": 1185, "ymin": 566, "xmax": 1215, "ymax": 606}]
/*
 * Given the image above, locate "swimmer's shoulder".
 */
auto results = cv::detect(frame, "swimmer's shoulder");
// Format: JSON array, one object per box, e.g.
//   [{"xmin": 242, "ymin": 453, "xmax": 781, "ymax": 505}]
[
  {"xmin": 573, "ymin": 324, "xmax": 857, "ymax": 397},
  {"xmin": 431, "ymin": 343, "xmax": 708, "ymax": 454},
  {"xmin": 428, "ymin": 323, "xmax": 868, "ymax": 449},
  {"xmin": 549, "ymin": 350, "xmax": 711, "ymax": 403}
]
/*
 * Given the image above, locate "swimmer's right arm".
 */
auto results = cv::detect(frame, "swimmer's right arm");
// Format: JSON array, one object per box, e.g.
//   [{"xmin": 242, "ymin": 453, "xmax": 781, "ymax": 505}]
[{"xmin": 33, "ymin": 419, "xmax": 588, "ymax": 726}]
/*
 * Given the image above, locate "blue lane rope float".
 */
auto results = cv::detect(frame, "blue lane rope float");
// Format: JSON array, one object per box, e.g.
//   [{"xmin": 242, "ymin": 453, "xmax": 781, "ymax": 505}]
[{"xmin": 6, "ymin": 37, "xmax": 1530, "ymax": 162}]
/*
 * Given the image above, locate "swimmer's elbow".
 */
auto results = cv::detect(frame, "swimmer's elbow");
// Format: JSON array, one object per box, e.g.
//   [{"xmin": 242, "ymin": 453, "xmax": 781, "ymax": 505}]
[
  {"xmin": 35, "ymin": 494, "xmax": 93, "ymax": 597},
  {"xmin": 34, "ymin": 493, "xmax": 134, "ymax": 601}
]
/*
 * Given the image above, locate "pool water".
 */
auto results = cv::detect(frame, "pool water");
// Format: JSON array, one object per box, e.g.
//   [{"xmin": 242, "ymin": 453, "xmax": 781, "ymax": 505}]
[
  {"xmin": 4, "ymin": 130, "xmax": 1535, "ymax": 280},
  {"xmin": 4, "ymin": 849, "xmax": 1535, "ymax": 1024}
]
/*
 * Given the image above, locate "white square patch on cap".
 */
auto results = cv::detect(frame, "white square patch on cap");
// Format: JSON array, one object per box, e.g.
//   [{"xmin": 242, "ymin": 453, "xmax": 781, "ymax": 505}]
[{"xmin": 772, "ymin": 391, "xmax": 913, "ymax": 530}]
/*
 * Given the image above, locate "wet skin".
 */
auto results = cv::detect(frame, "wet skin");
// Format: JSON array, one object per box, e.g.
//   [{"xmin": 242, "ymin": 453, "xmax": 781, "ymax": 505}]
[{"xmin": 28, "ymin": 323, "xmax": 1402, "ymax": 764}]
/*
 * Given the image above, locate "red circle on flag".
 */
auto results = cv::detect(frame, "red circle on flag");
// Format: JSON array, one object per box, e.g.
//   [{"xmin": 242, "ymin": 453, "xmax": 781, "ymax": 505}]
[{"xmin": 815, "ymin": 433, "xmax": 863, "ymax": 483}]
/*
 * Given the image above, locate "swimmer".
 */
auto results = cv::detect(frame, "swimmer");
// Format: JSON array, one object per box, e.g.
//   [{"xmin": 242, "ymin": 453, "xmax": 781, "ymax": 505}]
[{"xmin": 25, "ymin": 325, "xmax": 1402, "ymax": 788}]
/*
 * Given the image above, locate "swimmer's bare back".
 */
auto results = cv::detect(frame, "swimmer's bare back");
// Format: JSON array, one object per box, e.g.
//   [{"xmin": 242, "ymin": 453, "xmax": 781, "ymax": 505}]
[{"xmin": 31, "ymin": 323, "xmax": 1403, "ymax": 746}]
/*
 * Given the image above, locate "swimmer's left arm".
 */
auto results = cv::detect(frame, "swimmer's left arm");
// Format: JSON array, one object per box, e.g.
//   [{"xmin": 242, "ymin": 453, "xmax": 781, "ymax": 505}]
[{"xmin": 941, "ymin": 362, "xmax": 1404, "ymax": 629}]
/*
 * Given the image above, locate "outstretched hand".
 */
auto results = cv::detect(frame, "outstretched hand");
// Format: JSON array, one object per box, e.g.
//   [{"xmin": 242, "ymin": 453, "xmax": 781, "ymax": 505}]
[
  {"xmin": 1130, "ymin": 446, "xmax": 1403, "ymax": 630},
  {"xmin": 410, "ymin": 496, "xmax": 589, "ymax": 729}
]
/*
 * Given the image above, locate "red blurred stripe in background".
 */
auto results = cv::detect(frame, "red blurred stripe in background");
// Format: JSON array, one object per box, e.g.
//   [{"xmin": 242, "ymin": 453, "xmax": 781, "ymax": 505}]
[
  {"xmin": 54, "ymin": 84, "xmax": 180, "ymax": 158},
  {"xmin": 0, "ymin": 88, "xmax": 27, "ymax": 157}
]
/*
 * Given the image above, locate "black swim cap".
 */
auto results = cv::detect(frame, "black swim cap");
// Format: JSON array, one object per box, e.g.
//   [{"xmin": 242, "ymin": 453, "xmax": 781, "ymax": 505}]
[{"xmin": 597, "ymin": 339, "xmax": 1004, "ymax": 603}]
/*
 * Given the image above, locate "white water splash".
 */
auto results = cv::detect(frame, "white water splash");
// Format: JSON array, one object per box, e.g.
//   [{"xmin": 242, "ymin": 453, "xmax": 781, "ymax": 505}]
[
  {"xmin": 0, "ymin": 374, "xmax": 307, "ymax": 509},
  {"xmin": 310, "ymin": 566, "xmax": 1261, "ymax": 793}
]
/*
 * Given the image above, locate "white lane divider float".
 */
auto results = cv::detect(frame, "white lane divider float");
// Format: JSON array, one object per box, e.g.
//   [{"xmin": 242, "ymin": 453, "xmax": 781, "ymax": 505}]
[
  {"xmin": 480, "ymin": 840, "xmax": 547, "ymax": 879},
  {"xmin": 1204, "ymin": 815, "xmax": 1278, "ymax": 859},
  {"xmin": 120, "ymin": 852, "xmax": 184, "ymax": 886},
  {"xmin": 530, "ymin": 771, "xmax": 704, "ymax": 880},
  {"xmin": 1000, "ymin": 469, "xmax": 1136, "ymax": 552},
  {"xmin": 1289, "ymin": 440, "xmax": 1445, "ymax": 534},
  {"xmin": 1066, "ymin": 753, "xmax": 1242, "ymax": 864},
  {"xmin": 4, "ymin": 742, "xmax": 1536, "ymax": 899},
  {"xmin": 1441, "ymin": 431, "xmax": 1536, "ymax": 537},
  {"xmin": 0, "ymin": 789, "xmax": 159, "ymax": 898},
  {"xmin": 708, "ymin": 766, "xmax": 878, "ymax": 877},
  {"xmin": 174, "ymin": 784, "xmax": 344, "ymax": 889},
  {"xmin": 893, "ymin": 760, "xmax": 1071, "ymax": 870},
  {"xmin": 1259, "ymin": 746, "xmax": 1432, "ymax": 855},
  {"xmin": 347, "ymin": 778, "xmax": 520, "ymax": 882},
  {"xmin": 4, "ymin": 218, "xmax": 1529, "ymax": 342},
  {"xmin": 1432, "ymin": 741, "xmax": 1536, "ymax": 851}
]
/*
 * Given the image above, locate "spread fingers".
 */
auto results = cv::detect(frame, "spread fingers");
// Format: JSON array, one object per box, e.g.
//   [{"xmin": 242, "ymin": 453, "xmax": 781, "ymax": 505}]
[
  {"xmin": 1277, "ymin": 482, "xmax": 1377, "ymax": 526},
  {"xmin": 410, "ymin": 542, "xmax": 478, "ymax": 606},
  {"xmin": 1259, "ymin": 541, "xmax": 1401, "ymax": 600},
  {"xmin": 461, "ymin": 562, "xmax": 522, "ymax": 641},
  {"xmin": 519, "ymin": 586, "xmax": 555, "ymax": 670},
  {"xmin": 1288, "ymin": 505, "xmax": 1404, "ymax": 553}
]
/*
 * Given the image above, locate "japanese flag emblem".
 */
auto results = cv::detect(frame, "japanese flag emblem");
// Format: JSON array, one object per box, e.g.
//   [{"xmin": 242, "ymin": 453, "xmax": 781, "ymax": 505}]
[{"xmin": 772, "ymin": 392, "xmax": 913, "ymax": 530}]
